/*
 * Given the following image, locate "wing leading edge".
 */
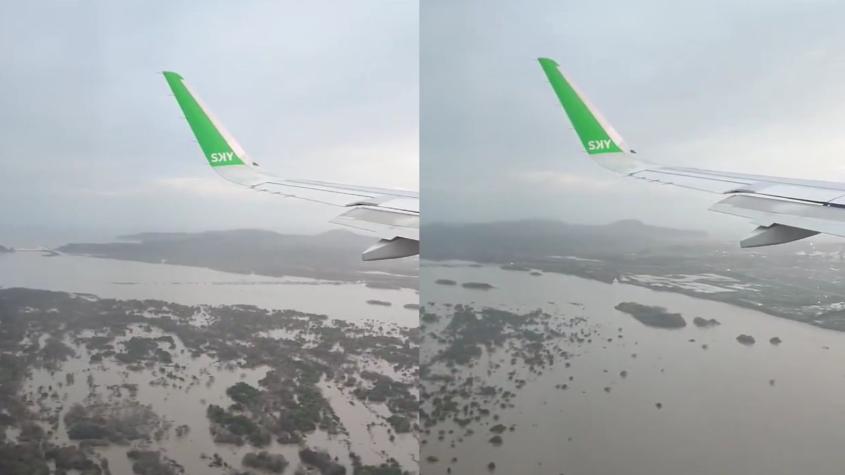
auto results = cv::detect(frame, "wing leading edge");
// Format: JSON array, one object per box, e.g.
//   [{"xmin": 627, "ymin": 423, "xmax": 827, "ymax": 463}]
[
  {"xmin": 538, "ymin": 57, "xmax": 845, "ymax": 247},
  {"xmin": 162, "ymin": 71, "xmax": 418, "ymax": 261}
]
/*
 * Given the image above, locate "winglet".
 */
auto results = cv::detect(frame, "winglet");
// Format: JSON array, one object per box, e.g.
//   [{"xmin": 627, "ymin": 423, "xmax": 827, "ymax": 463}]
[
  {"xmin": 537, "ymin": 58, "xmax": 630, "ymax": 155},
  {"xmin": 538, "ymin": 58, "xmax": 650, "ymax": 175},
  {"xmin": 163, "ymin": 71, "xmax": 250, "ymax": 169}
]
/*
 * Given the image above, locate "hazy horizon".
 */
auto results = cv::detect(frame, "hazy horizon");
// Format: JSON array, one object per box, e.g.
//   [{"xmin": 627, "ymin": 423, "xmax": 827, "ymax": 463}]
[
  {"xmin": 422, "ymin": 0, "xmax": 845, "ymax": 244},
  {"xmin": 0, "ymin": 1, "xmax": 418, "ymax": 244}
]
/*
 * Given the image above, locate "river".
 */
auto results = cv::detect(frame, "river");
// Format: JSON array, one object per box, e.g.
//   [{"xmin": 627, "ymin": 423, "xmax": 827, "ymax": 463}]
[
  {"xmin": 422, "ymin": 261, "xmax": 845, "ymax": 475},
  {"xmin": 0, "ymin": 252, "xmax": 418, "ymax": 327}
]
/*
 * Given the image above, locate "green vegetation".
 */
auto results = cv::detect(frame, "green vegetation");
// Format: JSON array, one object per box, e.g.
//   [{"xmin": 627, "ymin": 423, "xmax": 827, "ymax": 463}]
[
  {"xmin": 461, "ymin": 282, "xmax": 494, "ymax": 290},
  {"xmin": 737, "ymin": 334, "xmax": 756, "ymax": 345},
  {"xmin": 66, "ymin": 422, "xmax": 109, "ymax": 440},
  {"xmin": 127, "ymin": 449, "xmax": 182, "ymax": 475},
  {"xmin": 350, "ymin": 453, "xmax": 409, "ymax": 475},
  {"xmin": 0, "ymin": 287, "xmax": 418, "ymax": 473},
  {"xmin": 693, "ymin": 317, "xmax": 720, "ymax": 328},
  {"xmin": 64, "ymin": 401, "xmax": 164, "ymax": 443},
  {"xmin": 615, "ymin": 302, "xmax": 686, "ymax": 328},
  {"xmin": 0, "ymin": 443, "xmax": 49, "ymax": 475},
  {"xmin": 420, "ymin": 312, "xmax": 439, "ymax": 324},
  {"xmin": 299, "ymin": 448, "xmax": 345, "ymax": 475},
  {"xmin": 386, "ymin": 415, "xmax": 411, "ymax": 433},
  {"xmin": 420, "ymin": 303, "xmax": 590, "ymax": 457},
  {"xmin": 39, "ymin": 338, "xmax": 75, "ymax": 367},
  {"xmin": 489, "ymin": 424, "xmax": 507, "ymax": 434},
  {"xmin": 115, "ymin": 337, "xmax": 174, "ymax": 364},
  {"xmin": 206, "ymin": 404, "xmax": 270, "ymax": 446},
  {"xmin": 242, "ymin": 451, "xmax": 288, "ymax": 473},
  {"xmin": 226, "ymin": 382, "xmax": 261, "ymax": 405}
]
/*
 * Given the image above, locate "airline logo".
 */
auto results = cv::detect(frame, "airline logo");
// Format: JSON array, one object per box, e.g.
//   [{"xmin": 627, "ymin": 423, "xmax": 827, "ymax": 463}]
[
  {"xmin": 587, "ymin": 139, "xmax": 615, "ymax": 152},
  {"xmin": 209, "ymin": 151, "xmax": 239, "ymax": 165}
]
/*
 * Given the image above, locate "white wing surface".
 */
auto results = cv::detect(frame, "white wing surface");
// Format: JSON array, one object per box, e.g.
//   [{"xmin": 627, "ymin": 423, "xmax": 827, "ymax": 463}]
[
  {"xmin": 163, "ymin": 72, "xmax": 418, "ymax": 260},
  {"xmin": 538, "ymin": 57, "xmax": 845, "ymax": 248}
]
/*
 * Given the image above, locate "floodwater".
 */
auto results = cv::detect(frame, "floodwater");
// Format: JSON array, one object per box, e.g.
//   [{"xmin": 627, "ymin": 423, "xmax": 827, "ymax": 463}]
[
  {"xmin": 422, "ymin": 261, "xmax": 845, "ymax": 475},
  {"xmin": 24, "ymin": 325, "xmax": 416, "ymax": 474},
  {"xmin": 1, "ymin": 252, "xmax": 419, "ymax": 473},
  {"xmin": 0, "ymin": 252, "xmax": 418, "ymax": 326}
]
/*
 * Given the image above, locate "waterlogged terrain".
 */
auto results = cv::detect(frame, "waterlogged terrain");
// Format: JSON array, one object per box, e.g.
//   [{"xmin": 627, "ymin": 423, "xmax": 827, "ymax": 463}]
[
  {"xmin": 425, "ymin": 220, "xmax": 845, "ymax": 331},
  {"xmin": 0, "ymin": 248, "xmax": 419, "ymax": 475},
  {"xmin": 0, "ymin": 288, "xmax": 418, "ymax": 474},
  {"xmin": 0, "ymin": 253, "xmax": 419, "ymax": 327},
  {"xmin": 421, "ymin": 261, "xmax": 845, "ymax": 475}
]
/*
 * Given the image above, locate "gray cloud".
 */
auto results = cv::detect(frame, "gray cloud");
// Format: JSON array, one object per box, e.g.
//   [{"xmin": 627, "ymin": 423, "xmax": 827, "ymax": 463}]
[
  {"xmin": 0, "ymin": 1, "xmax": 418, "ymax": 245},
  {"xmin": 422, "ymin": 0, "xmax": 845, "ymax": 239}
]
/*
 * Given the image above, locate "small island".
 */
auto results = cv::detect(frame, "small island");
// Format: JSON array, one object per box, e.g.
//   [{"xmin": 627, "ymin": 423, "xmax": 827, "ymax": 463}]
[
  {"xmin": 461, "ymin": 282, "xmax": 495, "ymax": 290},
  {"xmin": 615, "ymin": 302, "xmax": 686, "ymax": 328},
  {"xmin": 736, "ymin": 334, "xmax": 756, "ymax": 345},
  {"xmin": 693, "ymin": 317, "xmax": 720, "ymax": 328},
  {"xmin": 500, "ymin": 264, "xmax": 530, "ymax": 271}
]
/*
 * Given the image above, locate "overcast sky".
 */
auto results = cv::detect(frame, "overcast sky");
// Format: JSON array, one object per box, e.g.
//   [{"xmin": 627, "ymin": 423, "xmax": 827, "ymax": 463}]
[
  {"xmin": 422, "ymin": 0, "xmax": 845, "ymax": 239},
  {"xmin": 8, "ymin": 1, "xmax": 845, "ymax": 247},
  {"xmin": 0, "ymin": 1, "xmax": 417, "ymax": 246}
]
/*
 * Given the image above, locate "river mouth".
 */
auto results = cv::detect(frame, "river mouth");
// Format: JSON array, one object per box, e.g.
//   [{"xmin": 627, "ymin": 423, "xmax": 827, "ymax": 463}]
[{"xmin": 421, "ymin": 261, "xmax": 845, "ymax": 475}]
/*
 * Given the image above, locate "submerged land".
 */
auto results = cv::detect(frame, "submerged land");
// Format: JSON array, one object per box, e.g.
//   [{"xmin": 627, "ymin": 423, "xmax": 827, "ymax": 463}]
[
  {"xmin": 425, "ymin": 219, "xmax": 845, "ymax": 331},
  {"xmin": 419, "ymin": 265, "xmax": 804, "ymax": 473},
  {"xmin": 419, "ymin": 219, "xmax": 845, "ymax": 473},
  {"xmin": 0, "ymin": 287, "xmax": 418, "ymax": 475},
  {"xmin": 420, "ymin": 301, "xmax": 603, "ymax": 473}
]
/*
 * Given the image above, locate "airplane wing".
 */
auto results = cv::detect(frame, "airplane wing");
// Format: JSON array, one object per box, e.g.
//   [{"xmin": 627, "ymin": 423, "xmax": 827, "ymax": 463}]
[
  {"xmin": 538, "ymin": 57, "xmax": 845, "ymax": 248},
  {"xmin": 162, "ymin": 72, "xmax": 418, "ymax": 261}
]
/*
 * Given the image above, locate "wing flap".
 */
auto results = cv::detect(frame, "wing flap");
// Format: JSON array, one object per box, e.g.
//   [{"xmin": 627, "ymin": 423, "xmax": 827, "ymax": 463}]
[
  {"xmin": 330, "ymin": 207, "xmax": 419, "ymax": 241},
  {"xmin": 711, "ymin": 194, "xmax": 845, "ymax": 238}
]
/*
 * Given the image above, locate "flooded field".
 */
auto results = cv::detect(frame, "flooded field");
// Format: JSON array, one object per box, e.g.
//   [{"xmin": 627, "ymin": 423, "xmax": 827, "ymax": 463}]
[{"xmin": 0, "ymin": 253, "xmax": 419, "ymax": 474}]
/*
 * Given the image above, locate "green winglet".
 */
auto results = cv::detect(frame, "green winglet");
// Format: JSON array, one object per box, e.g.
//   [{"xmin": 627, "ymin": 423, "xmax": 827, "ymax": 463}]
[
  {"xmin": 538, "ymin": 58, "xmax": 623, "ymax": 155},
  {"xmin": 163, "ymin": 71, "xmax": 245, "ymax": 167}
]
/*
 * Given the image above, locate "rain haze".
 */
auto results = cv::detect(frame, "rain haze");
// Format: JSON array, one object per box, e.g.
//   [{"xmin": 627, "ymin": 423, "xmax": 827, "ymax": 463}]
[
  {"xmin": 420, "ymin": 5, "xmax": 845, "ymax": 475},
  {"xmin": 422, "ymin": 0, "xmax": 845, "ymax": 239},
  {"xmin": 0, "ymin": 1, "xmax": 418, "ymax": 247},
  {"xmin": 0, "ymin": 5, "xmax": 421, "ymax": 473}
]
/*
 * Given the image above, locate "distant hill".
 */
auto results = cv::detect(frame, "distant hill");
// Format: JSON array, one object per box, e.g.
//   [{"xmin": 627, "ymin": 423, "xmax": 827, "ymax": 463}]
[
  {"xmin": 423, "ymin": 219, "xmax": 709, "ymax": 262},
  {"xmin": 59, "ymin": 229, "xmax": 417, "ymax": 288},
  {"xmin": 0, "ymin": 245, "xmax": 11, "ymax": 253}
]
